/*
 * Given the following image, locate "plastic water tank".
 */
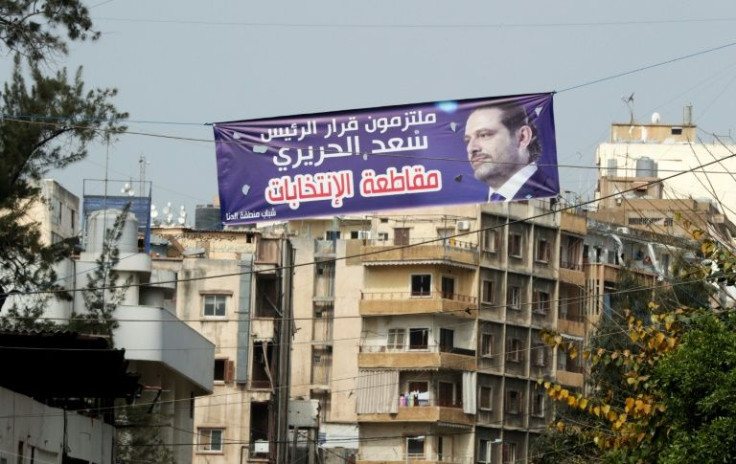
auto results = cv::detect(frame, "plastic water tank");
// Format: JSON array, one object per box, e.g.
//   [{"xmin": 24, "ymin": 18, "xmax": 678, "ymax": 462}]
[
  {"xmin": 635, "ymin": 157, "xmax": 657, "ymax": 178},
  {"xmin": 86, "ymin": 209, "xmax": 139, "ymax": 254}
]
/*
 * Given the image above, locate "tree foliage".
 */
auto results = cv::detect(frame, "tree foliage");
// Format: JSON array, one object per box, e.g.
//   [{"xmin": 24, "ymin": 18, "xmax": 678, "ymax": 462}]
[
  {"xmin": 70, "ymin": 206, "xmax": 131, "ymax": 340},
  {"xmin": 0, "ymin": 0, "xmax": 126, "ymax": 323},
  {"xmin": 0, "ymin": 0, "xmax": 99, "ymax": 59},
  {"xmin": 532, "ymin": 234, "xmax": 736, "ymax": 464},
  {"xmin": 116, "ymin": 400, "xmax": 176, "ymax": 464}
]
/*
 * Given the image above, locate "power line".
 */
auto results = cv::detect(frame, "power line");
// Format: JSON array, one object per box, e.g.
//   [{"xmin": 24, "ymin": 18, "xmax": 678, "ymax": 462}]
[
  {"xmin": 556, "ymin": 39, "xmax": 736, "ymax": 94},
  {"xmin": 2, "ymin": 37, "xmax": 736, "ymax": 130},
  {"xmin": 90, "ymin": 16, "xmax": 736, "ymax": 29},
  {"xmin": 9, "ymin": 144, "xmax": 733, "ymax": 300}
]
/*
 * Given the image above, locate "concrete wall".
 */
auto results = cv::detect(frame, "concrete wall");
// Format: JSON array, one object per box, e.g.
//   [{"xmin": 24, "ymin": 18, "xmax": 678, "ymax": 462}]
[{"xmin": 0, "ymin": 386, "xmax": 114, "ymax": 464}]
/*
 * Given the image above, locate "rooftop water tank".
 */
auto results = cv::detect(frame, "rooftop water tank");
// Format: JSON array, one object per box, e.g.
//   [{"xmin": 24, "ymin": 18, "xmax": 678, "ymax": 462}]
[
  {"xmin": 195, "ymin": 204, "xmax": 222, "ymax": 230},
  {"xmin": 86, "ymin": 209, "xmax": 139, "ymax": 254},
  {"xmin": 636, "ymin": 157, "xmax": 657, "ymax": 178}
]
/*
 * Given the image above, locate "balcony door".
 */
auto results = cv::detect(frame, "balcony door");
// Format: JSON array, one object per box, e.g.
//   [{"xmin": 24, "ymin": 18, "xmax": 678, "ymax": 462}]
[
  {"xmin": 394, "ymin": 228, "xmax": 410, "ymax": 246},
  {"xmin": 439, "ymin": 328, "xmax": 454, "ymax": 353},
  {"xmin": 441, "ymin": 276, "xmax": 455, "ymax": 299},
  {"xmin": 439, "ymin": 381, "xmax": 455, "ymax": 407}
]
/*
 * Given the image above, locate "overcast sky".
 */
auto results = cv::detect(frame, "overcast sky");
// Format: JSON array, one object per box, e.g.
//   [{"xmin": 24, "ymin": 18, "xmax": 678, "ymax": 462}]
[{"xmin": 42, "ymin": 0, "xmax": 736, "ymax": 222}]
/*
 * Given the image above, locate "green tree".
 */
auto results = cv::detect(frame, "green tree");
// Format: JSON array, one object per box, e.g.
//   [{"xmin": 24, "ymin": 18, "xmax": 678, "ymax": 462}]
[
  {"xmin": 116, "ymin": 400, "xmax": 176, "ymax": 464},
  {"xmin": 71, "ymin": 207, "xmax": 131, "ymax": 340},
  {"xmin": 532, "ymin": 235, "xmax": 736, "ymax": 464},
  {"xmin": 0, "ymin": 0, "xmax": 126, "ymax": 324}
]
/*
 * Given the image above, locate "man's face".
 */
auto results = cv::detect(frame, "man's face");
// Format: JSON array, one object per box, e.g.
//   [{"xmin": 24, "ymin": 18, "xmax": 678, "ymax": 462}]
[{"xmin": 464, "ymin": 107, "xmax": 530, "ymax": 188}]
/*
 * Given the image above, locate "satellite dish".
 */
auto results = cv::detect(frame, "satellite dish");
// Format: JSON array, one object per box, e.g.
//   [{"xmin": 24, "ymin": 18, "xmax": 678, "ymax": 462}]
[
  {"xmin": 151, "ymin": 204, "xmax": 159, "ymax": 219},
  {"xmin": 651, "ymin": 112, "xmax": 661, "ymax": 124}
]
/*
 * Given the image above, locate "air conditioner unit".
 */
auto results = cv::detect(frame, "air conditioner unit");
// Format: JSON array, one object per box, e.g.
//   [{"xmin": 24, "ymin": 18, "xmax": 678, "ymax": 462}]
[
  {"xmin": 457, "ymin": 220, "xmax": 471, "ymax": 231},
  {"xmin": 254, "ymin": 440, "xmax": 269, "ymax": 454}
]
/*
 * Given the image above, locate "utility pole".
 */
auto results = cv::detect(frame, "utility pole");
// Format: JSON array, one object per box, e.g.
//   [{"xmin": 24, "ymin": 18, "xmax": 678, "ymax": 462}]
[{"xmin": 275, "ymin": 237, "xmax": 294, "ymax": 464}]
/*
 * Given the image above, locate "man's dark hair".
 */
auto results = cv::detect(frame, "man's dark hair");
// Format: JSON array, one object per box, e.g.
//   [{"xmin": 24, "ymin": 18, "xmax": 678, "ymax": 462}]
[{"xmin": 474, "ymin": 103, "xmax": 543, "ymax": 162}]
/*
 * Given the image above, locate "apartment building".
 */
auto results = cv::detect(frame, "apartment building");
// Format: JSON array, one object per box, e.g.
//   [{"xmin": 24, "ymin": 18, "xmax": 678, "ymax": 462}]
[
  {"xmin": 152, "ymin": 225, "xmax": 295, "ymax": 464},
  {"xmin": 278, "ymin": 200, "xmax": 587, "ymax": 464},
  {"xmin": 595, "ymin": 108, "xmax": 736, "ymax": 222},
  {"xmin": 8, "ymin": 178, "xmax": 216, "ymax": 464}
]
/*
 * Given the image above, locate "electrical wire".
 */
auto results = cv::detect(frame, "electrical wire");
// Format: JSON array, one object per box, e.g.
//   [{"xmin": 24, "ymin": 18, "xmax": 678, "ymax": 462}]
[{"xmin": 8, "ymin": 144, "xmax": 733, "ymax": 300}]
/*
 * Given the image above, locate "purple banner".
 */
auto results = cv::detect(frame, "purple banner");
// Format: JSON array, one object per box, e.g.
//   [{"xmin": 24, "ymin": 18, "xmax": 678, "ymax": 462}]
[{"xmin": 213, "ymin": 93, "xmax": 558, "ymax": 224}]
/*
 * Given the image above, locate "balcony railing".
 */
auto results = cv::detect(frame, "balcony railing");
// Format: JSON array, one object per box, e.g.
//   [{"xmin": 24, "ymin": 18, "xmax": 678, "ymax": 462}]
[
  {"xmin": 559, "ymin": 260, "xmax": 583, "ymax": 271},
  {"xmin": 368, "ymin": 237, "xmax": 478, "ymax": 249},
  {"xmin": 361, "ymin": 290, "xmax": 476, "ymax": 303},
  {"xmin": 360, "ymin": 239, "xmax": 479, "ymax": 266},
  {"xmin": 360, "ymin": 343, "xmax": 475, "ymax": 356},
  {"xmin": 359, "ymin": 291, "xmax": 478, "ymax": 318},
  {"xmin": 558, "ymin": 312, "xmax": 585, "ymax": 323},
  {"xmin": 357, "ymin": 455, "xmax": 474, "ymax": 464},
  {"xmin": 398, "ymin": 397, "xmax": 463, "ymax": 409}
]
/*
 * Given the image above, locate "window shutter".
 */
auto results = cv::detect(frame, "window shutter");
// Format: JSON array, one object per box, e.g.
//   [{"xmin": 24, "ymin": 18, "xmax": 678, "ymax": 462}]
[{"xmin": 226, "ymin": 360, "xmax": 235, "ymax": 383}]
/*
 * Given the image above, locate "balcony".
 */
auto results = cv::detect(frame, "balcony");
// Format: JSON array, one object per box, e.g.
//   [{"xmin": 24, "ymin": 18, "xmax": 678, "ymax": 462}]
[
  {"xmin": 357, "ymin": 402, "xmax": 474, "ymax": 426},
  {"xmin": 559, "ymin": 261, "xmax": 585, "ymax": 286},
  {"xmin": 359, "ymin": 345, "xmax": 476, "ymax": 371},
  {"xmin": 360, "ymin": 291, "xmax": 477, "ymax": 318},
  {"xmin": 561, "ymin": 211, "xmax": 586, "ymax": 235},
  {"xmin": 114, "ymin": 305, "xmax": 215, "ymax": 394},
  {"xmin": 558, "ymin": 317, "xmax": 585, "ymax": 337},
  {"xmin": 360, "ymin": 239, "xmax": 478, "ymax": 267}
]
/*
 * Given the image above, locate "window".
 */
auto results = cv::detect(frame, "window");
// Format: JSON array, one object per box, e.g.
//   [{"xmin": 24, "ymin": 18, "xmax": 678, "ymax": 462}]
[
  {"xmin": 214, "ymin": 359, "xmax": 226, "ymax": 382},
  {"xmin": 198, "ymin": 428, "xmax": 224, "ymax": 452},
  {"xmin": 483, "ymin": 229, "xmax": 497, "ymax": 253},
  {"xmin": 437, "ymin": 227, "xmax": 454, "ymax": 244},
  {"xmin": 532, "ymin": 391, "xmax": 545, "ymax": 417},
  {"xmin": 351, "ymin": 230, "xmax": 372, "ymax": 239},
  {"xmin": 478, "ymin": 439, "xmax": 491, "ymax": 463},
  {"xmin": 533, "ymin": 291, "xmax": 550, "ymax": 314},
  {"xmin": 411, "ymin": 274, "xmax": 431, "ymax": 297},
  {"xmin": 325, "ymin": 230, "xmax": 340, "ymax": 240},
  {"xmin": 481, "ymin": 280, "xmax": 494, "ymax": 304},
  {"xmin": 378, "ymin": 232, "xmax": 389, "ymax": 241},
  {"xmin": 506, "ymin": 338, "xmax": 523, "ymax": 363},
  {"xmin": 505, "ymin": 390, "xmax": 522, "ymax": 415},
  {"xmin": 502, "ymin": 442, "xmax": 517, "ymax": 464},
  {"xmin": 507, "ymin": 286, "xmax": 521, "ymax": 310},
  {"xmin": 532, "ymin": 345, "xmax": 547, "ymax": 367},
  {"xmin": 203, "ymin": 294, "xmax": 227, "ymax": 317},
  {"xmin": 535, "ymin": 238, "xmax": 551, "ymax": 263},
  {"xmin": 480, "ymin": 333, "xmax": 493, "ymax": 357},
  {"xmin": 387, "ymin": 328, "xmax": 406, "ymax": 351},
  {"xmin": 49, "ymin": 199, "xmax": 61, "ymax": 225},
  {"xmin": 409, "ymin": 328, "xmax": 429, "ymax": 350},
  {"xmin": 406, "ymin": 436, "xmax": 425, "ymax": 459},
  {"xmin": 508, "ymin": 234, "xmax": 522, "ymax": 258},
  {"xmin": 479, "ymin": 386, "xmax": 493, "ymax": 410}
]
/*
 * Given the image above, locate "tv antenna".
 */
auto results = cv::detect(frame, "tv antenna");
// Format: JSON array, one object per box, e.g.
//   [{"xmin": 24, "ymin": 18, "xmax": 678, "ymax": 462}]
[{"xmin": 622, "ymin": 92, "xmax": 635, "ymax": 124}]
